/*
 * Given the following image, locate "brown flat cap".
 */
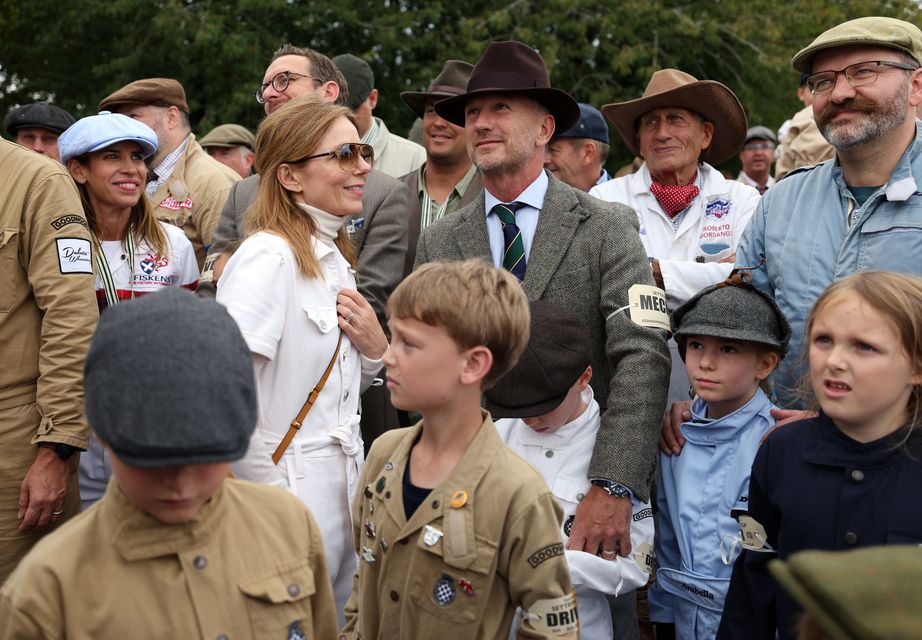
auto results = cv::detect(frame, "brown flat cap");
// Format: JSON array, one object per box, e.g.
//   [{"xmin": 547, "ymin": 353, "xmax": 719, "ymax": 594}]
[
  {"xmin": 199, "ymin": 124, "xmax": 256, "ymax": 151},
  {"xmin": 98, "ymin": 78, "xmax": 189, "ymax": 114}
]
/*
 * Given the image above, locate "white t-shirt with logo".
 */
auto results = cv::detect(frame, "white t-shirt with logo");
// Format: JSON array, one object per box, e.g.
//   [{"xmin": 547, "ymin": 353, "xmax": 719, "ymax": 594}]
[{"xmin": 94, "ymin": 221, "xmax": 198, "ymax": 309}]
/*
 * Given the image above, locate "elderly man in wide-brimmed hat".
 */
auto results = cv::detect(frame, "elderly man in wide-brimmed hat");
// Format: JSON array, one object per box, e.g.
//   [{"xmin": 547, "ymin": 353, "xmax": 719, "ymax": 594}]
[
  {"xmin": 398, "ymin": 60, "xmax": 482, "ymax": 276},
  {"xmin": 416, "ymin": 41, "xmax": 670, "ymax": 570},
  {"xmin": 591, "ymin": 69, "xmax": 761, "ymax": 406}
]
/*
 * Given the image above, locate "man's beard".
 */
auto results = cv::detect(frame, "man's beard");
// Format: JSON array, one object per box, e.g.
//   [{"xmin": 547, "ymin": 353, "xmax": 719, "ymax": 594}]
[{"xmin": 816, "ymin": 85, "xmax": 910, "ymax": 149}]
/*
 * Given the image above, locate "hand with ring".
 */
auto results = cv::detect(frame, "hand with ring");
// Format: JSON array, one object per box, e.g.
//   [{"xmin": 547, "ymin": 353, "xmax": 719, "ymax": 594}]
[
  {"xmin": 600, "ymin": 547, "xmax": 618, "ymax": 560},
  {"xmin": 336, "ymin": 289, "xmax": 388, "ymax": 359}
]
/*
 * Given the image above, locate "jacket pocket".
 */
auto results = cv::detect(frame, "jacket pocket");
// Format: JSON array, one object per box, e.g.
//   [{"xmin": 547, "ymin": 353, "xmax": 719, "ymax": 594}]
[
  {"xmin": 303, "ymin": 304, "xmax": 338, "ymax": 334},
  {"xmin": 239, "ymin": 560, "xmax": 317, "ymax": 636},
  {"xmin": 408, "ymin": 532, "xmax": 499, "ymax": 625},
  {"xmin": 857, "ymin": 202, "xmax": 922, "ymax": 271},
  {"xmin": 0, "ymin": 228, "xmax": 21, "ymax": 313}
]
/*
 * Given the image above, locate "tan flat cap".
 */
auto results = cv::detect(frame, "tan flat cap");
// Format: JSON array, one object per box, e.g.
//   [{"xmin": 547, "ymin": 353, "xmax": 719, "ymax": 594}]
[{"xmin": 199, "ymin": 124, "xmax": 256, "ymax": 151}]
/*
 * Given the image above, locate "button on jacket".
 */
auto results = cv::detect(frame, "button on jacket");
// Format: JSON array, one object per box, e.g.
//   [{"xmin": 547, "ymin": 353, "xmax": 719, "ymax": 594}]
[
  {"xmin": 737, "ymin": 121, "xmax": 922, "ymax": 406},
  {"xmin": 651, "ymin": 388, "xmax": 775, "ymax": 639},
  {"xmin": 717, "ymin": 414, "xmax": 922, "ymax": 639},
  {"xmin": 0, "ymin": 479, "xmax": 339, "ymax": 639},
  {"xmin": 341, "ymin": 413, "xmax": 577, "ymax": 640}
]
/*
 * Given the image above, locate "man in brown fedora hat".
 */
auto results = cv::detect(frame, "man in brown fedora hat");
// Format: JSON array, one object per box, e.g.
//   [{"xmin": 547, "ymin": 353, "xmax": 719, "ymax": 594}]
[
  {"xmin": 416, "ymin": 40, "xmax": 670, "ymax": 563},
  {"xmin": 398, "ymin": 60, "xmax": 483, "ymax": 276},
  {"xmin": 591, "ymin": 69, "xmax": 760, "ymax": 406}
]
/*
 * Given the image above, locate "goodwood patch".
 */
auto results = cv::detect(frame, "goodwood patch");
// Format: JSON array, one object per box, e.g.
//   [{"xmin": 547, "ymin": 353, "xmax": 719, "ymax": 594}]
[
  {"xmin": 50, "ymin": 214, "xmax": 88, "ymax": 231},
  {"xmin": 528, "ymin": 542, "xmax": 564, "ymax": 569}
]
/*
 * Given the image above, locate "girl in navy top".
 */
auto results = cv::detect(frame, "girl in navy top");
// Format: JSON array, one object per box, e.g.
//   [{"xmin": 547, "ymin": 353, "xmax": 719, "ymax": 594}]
[{"xmin": 718, "ymin": 271, "xmax": 922, "ymax": 639}]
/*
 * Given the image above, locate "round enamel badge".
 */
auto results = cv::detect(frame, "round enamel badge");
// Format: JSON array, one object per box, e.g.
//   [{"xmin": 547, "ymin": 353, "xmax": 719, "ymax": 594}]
[{"xmin": 432, "ymin": 574, "xmax": 456, "ymax": 607}]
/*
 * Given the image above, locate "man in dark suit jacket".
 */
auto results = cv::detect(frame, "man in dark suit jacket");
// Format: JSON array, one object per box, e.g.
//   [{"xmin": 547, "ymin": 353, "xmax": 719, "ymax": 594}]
[
  {"xmin": 206, "ymin": 43, "xmax": 409, "ymax": 451},
  {"xmin": 417, "ymin": 41, "xmax": 670, "ymax": 559}
]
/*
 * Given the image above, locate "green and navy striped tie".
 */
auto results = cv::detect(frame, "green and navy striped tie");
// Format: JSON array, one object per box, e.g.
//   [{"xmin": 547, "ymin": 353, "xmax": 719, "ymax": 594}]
[{"xmin": 493, "ymin": 202, "xmax": 526, "ymax": 281}]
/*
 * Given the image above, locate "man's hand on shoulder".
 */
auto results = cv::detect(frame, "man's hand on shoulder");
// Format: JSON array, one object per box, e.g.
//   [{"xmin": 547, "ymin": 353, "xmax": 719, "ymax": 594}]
[
  {"xmin": 18, "ymin": 447, "xmax": 69, "ymax": 532},
  {"xmin": 566, "ymin": 484, "xmax": 633, "ymax": 557}
]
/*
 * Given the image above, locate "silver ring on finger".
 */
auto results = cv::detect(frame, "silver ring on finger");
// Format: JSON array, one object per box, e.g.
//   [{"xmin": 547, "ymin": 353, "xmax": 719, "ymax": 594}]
[
  {"xmin": 52, "ymin": 510, "xmax": 64, "ymax": 516},
  {"xmin": 601, "ymin": 548, "xmax": 617, "ymax": 558},
  {"xmin": 346, "ymin": 311, "xmax": 356, "ymax": 324}
]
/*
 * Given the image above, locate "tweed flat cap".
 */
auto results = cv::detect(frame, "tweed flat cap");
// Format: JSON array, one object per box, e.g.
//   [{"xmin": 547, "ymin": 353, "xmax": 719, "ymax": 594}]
[
  {"xmin": 333, "ymin": 54, "xmax": 374, "ymax": 110},
  {"xmin": 792, "ymin": 17, "xmax": 922, "ymax": 73},
  {"xmin": 485, "ymin": 301, "xmax": 591, "ymax": 418},
  {"xmin": 84, "ymin": 288, "xmax": 257, "ymax": 468},
  {"xmin": 199, "ymin": 123, "xmax": 256, "ymax": 151},
  {"xmin": 3, "ymin": 103, "xmax": 75, "ymax": 136},
  {"xmin": 98, "ymin": 78, "xmax": 189, "ymax": 114},
  {"xmin": 770, "ymin": 546, "xmax": 922, "ymax": 640},
  {"xmin": 672, "ymin": 282, "xmax": 791, "ymax": 360}
]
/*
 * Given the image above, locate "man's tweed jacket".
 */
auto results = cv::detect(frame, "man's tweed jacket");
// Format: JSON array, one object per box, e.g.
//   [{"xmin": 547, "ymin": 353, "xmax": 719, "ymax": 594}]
[
  {"xmin": 210, "ymin": 169, "xmax": 409, "ymax": 328},
  {"xmin": 415, "ymin": 172, "xmax": 670, "ymax": 500}
]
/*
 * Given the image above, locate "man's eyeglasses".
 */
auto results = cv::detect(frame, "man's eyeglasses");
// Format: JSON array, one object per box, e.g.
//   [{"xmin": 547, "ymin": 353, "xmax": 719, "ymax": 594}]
[
  {"xmin": 287, "ymin": 143, "xmax": 374, "ymax": 171},
  {"xmin": 256, "ymin": 71, "xmax": 319, "ymax": 103},
  {"xmin": 805, "ymin": 60, "xmax": 919, "ymax": 95}
]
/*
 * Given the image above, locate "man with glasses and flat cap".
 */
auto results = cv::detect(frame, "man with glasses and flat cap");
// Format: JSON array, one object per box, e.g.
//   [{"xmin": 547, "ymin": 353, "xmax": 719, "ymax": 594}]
[{"xmin": 725, "ymin": 16, "xmax": 922, "ymax": 410}]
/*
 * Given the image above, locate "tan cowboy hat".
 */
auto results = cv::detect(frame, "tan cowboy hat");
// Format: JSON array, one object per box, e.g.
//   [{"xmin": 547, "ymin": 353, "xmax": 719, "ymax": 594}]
[
  {"xmin": 435, "ymin": 41, "xmax": 580, "ymax": 131},
  {"xmin": 601, "ymin": 69, "xmax": 747, "ymax": 165}
]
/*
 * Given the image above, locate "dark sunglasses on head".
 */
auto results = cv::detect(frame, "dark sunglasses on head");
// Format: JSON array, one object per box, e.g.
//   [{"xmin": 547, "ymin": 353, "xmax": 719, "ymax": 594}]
[{"xmin": 288, "ymin": 143, "xmax": 374, "ymax": 171}]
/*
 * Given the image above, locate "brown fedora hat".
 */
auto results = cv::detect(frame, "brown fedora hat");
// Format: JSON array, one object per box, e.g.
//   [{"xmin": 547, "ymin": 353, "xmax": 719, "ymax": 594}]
[
  {"xmin": 401, "ymin": 60, "xmax": 474, "ymax": 118},
  {"xmin": 601, "ymin": 69, "xmax": 747, "ymax": 165},
  {"xmin": 434, "ymin": 41, "xmax": 580, "ymax": 131}
]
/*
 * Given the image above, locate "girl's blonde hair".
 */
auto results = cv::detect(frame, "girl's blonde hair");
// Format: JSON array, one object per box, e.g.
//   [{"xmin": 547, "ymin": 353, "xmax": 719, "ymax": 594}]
[
  {"xmin": 73, "ymin": 155, "xmax": 167, "ymax": 257},
  {"xmin": 246, "ymin": 94, "xmax": 357, "ymax": 277},
  {"xmin": 805, "ymin": 271, "xmax": 922, "ymax": 440}
]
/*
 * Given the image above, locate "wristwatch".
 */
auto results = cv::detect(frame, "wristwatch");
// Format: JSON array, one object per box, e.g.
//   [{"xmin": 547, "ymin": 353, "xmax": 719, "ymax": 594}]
[
  {"xmin": 591, "ymin": 479, "xmax": 632, "ymax": 499},
  {"xmin": 37, "ymin": 442, "xmax": 79, "ymax": 462}
]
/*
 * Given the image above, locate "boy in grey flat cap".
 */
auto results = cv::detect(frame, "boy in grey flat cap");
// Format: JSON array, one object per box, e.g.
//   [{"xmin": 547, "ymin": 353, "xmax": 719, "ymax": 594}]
[
  {"xmin": 650, "ymin": 277, "xmax": 790, "ymax": 640},
  {"xmin": 0, "ymin": 288, "xmax": 338, "ymax": 640},
  {"xmin": 485, "ymin": 301, "xmax": 655, "ymax": 640}
]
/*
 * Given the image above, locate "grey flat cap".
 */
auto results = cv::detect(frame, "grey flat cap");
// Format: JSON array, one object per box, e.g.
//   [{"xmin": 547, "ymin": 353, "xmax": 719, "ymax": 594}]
[
  {"xmin": 4, "ymin": 103, "xmax": 76, "ymax": 136},
  {"xmin": 672, "ymin": 282, "xmax": 791, "ymax": 360},
  {"xmin": 84, "ymin": 288, "xmax": 257, "ymax": 468}
]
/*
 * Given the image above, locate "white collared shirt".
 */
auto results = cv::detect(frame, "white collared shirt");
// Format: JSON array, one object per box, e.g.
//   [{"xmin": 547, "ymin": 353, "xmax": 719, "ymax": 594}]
[{"xmin": 483, "ymin": 170, "xmax": 548, "ymax": 269}]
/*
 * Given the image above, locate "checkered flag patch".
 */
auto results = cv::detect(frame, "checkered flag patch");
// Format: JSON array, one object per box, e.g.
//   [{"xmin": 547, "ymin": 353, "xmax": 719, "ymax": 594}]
[{"xmin": 432, "ymin": 574, "xmax": 456, "ymax": 607}]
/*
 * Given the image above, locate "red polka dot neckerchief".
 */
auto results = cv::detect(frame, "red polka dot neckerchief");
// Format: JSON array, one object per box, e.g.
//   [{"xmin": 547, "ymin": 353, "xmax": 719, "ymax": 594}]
[{"xmin": 650, "ymin": 172, "xmax": 700, "ymax": 217}]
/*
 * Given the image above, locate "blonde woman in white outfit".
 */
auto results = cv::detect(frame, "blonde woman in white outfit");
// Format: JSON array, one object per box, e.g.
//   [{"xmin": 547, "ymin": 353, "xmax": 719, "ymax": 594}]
[{"xmin": 217, "ymin": 95, "xmax": 387, "ymax": 623}]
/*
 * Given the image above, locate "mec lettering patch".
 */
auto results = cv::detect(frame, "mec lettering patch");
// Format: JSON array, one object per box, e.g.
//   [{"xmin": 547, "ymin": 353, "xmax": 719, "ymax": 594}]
[
  {"xmin": 626, "ymin": 284, "xmax": 671, "ymax": 331},
  {"xmin": 50, "ymin": 214, "xmax": 88, "ymax": 231},
  {"xmin": 528, "ymin": 543, "xmax": 564, "ymax": 569},
  {"xmin": 56, "ymin": 238, "xmax": 92, "ymax": 274},
  {"xmin": 523, "ymin": 592, "xmax": 579, "ymax": 636}
]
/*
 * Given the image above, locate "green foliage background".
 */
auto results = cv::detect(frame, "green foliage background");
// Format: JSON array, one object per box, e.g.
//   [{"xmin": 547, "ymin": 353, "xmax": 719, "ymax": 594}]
[{"xmin": 1, "ymin": 0, "xmax": 919, "ymax": 171}]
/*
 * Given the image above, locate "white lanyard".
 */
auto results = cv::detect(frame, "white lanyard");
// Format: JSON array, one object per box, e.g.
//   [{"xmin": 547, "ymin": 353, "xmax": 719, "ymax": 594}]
[{"xmin": 91, "ymin": 229, "xmax": 135, "ymax": 308}]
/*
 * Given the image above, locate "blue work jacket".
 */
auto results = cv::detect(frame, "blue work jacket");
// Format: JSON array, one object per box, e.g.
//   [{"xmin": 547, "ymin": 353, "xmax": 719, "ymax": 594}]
[{"xmin": 651, "ymin": 388, "xmax": 775, "ymax": 639}]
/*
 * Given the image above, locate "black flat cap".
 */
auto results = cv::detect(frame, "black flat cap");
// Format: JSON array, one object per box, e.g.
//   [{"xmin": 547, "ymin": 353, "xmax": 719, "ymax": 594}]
[{"xmin": 4, "ymin": 103, "xmax": 76, "ymax": 136}]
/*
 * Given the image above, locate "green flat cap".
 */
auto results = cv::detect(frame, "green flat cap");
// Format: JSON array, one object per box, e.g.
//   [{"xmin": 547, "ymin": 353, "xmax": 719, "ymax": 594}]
[
  {"xmin": 199, "ymin": 123, "xmax": 256, "ymax": 151},
  {"xmin": 769, "ymin": 546, "xmax": 922, "ymax": 640},
  {"xmin": 792, "ymin": 17, "xmax": 922, "ymax": 73}
]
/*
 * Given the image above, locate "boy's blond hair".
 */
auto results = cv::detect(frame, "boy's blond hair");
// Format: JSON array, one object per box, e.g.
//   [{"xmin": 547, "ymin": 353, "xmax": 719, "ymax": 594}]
[{"xmin": 389, "ymin": 260, "xmax": 530, "ymax": 389}]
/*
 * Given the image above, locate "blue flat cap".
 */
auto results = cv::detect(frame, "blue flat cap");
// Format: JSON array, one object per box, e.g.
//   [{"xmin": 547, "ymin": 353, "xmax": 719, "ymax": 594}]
[
  {"xmin": 553, "ymin": 103, "xmax": 609, "ymax": 144},
  {"xmin": 58, "ymin": 111, "xmax": 158, "ymax": 165}
]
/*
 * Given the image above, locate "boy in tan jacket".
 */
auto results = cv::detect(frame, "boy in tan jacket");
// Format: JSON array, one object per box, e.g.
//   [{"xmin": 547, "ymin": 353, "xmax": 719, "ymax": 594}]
[{"xmin": 340, "ymin": 260, "xmax": 577, "ymax": 639}]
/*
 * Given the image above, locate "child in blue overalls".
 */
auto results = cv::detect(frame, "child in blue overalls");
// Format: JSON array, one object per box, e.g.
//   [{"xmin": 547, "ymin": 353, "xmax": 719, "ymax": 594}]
[
  {"xmin": 650, "ymin": 274, "xmax": 791, "ymax": 639},
  {"xmin": 718, "ymin": 270, "xmax": 922, "ymax": 639}
]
